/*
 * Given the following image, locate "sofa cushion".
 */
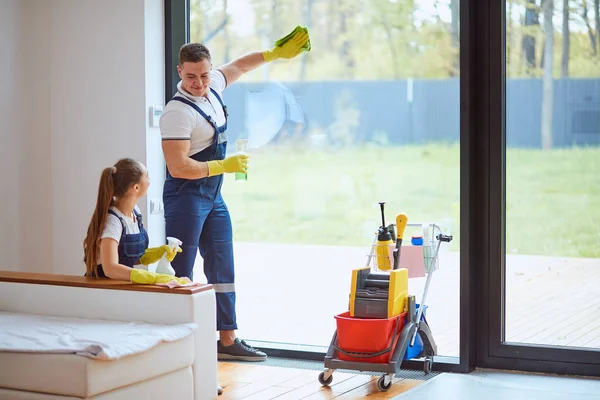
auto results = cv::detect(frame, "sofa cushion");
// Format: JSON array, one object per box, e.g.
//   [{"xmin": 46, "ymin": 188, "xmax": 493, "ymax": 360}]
[
  {"xmin": 0, "ymin": 334, "xmax": 194, "ymax": 397},
  {"xmin": 0, "ymin": 367, "xmax": 193, "ymax": 400}
]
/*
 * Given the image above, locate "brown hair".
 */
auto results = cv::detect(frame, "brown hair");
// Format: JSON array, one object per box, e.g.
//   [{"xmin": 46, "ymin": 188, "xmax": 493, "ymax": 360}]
[
  {"xmin": 179, "ymin": 43, "xmax": 211, "ymax": 64},
  {"xmin": 83, "ymin": 158, "xmax": 145, "ymax": 277}
]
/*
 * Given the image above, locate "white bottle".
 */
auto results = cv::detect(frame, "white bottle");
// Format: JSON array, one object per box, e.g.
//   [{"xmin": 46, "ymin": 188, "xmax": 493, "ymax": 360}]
[{"xmin": 156, "ymin": 236, "xmax": 182, "ymax": 276}]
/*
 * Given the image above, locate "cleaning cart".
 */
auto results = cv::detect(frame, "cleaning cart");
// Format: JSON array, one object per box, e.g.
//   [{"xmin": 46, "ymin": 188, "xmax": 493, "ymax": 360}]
[{"xmin": 318, "ymin": 213, "xmax": 452, "ymax": 392}]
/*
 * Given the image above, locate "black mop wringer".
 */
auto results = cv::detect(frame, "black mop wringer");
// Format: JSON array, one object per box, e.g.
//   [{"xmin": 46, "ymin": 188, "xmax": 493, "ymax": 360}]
[{"xmin": 349, "ymin": 202, "xmax": 409, "ymax": 319}]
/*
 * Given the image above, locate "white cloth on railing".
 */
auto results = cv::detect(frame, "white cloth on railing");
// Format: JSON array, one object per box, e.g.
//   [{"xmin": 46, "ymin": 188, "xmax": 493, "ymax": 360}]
[{"xmin": 0, "ymin": 311, "xmax": 197, "ymax": 360}]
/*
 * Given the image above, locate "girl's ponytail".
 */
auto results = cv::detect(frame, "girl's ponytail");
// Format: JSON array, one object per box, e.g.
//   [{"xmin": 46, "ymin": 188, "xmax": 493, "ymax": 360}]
[{"xmin": 83, "ymin": 167, "xmax": 115, "ymax": 277}]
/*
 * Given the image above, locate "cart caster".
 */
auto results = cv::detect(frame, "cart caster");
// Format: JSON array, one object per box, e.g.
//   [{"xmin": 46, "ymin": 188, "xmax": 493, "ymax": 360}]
[
  {"xmin": 377, "ymin": 375, "xmax": 392, "ymax": 392},
  {"xmin": 424, "ymin": 356, "xmax": 433, "ymax": 375},
  {"xmin": 318, "ymin": 371, "xmax": 333, "ymax": 386}
]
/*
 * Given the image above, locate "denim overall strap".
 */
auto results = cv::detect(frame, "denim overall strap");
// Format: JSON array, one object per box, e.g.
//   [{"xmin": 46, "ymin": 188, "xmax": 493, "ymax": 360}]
[
  {"xmin": 209, "ymin": 87, "xmax": 229, "ymax": 118},
  {"xmin": 93, "ymin": 209, "xmax": 147, "ymax": 278},
  {"xmin": 108, "ymin": 209, "xmax": 148, "ymax": 267},
  {"xmin": 171, "ymin": 89, "xmax": 227, "ymax": 128},
  {"xmin": 170, "ymin": 93, "xmax": 228, "ymax": 142},
  {"xmin": 168, "ymin": 91, "xmax": 228, "ymax": 165},
  {"xmin": 132, "ymin": 209, "xmax": 150, "ymax": 250}
]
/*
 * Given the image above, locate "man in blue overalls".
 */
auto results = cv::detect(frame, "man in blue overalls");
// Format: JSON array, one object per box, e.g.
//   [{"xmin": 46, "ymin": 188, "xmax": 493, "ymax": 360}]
[{"xmin": 159, "ymin": 31, "xmax": 309, "ymax": 364}]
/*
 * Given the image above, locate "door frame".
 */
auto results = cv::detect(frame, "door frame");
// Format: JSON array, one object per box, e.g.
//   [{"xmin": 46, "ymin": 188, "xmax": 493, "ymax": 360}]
[{"xmin": 476, "ymin": 0, "xmax": 600, "ymax": 376}]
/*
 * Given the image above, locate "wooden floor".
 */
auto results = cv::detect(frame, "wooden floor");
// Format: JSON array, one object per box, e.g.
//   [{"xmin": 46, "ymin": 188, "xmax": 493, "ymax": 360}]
[{"xmin": 217, "ymin": 362, "xmax": 424, "ymax": 400}]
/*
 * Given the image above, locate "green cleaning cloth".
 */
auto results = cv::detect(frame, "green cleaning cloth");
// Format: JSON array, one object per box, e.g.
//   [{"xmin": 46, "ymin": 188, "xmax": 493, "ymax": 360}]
[{"xmin": 274, "ymin": 25, "xmax": 311, "ymax": 52}]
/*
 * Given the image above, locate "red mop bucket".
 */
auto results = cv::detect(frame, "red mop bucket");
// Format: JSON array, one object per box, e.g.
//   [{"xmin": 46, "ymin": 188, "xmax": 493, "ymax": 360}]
[{"xmin": 334, "ymin": 311, "xmax": 407, "ymax": 364}]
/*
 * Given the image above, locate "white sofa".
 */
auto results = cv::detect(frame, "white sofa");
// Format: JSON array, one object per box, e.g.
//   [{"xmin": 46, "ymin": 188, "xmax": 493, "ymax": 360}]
[{"xmin": 0, "ymin": 271, "xmax": 218, "ymax": 400}]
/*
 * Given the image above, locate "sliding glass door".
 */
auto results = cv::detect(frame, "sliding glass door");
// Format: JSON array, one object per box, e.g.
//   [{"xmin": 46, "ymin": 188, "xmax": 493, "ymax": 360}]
[
  {"xmin": 483, "ymin": 0, "xmax": 600, "ymax": 375},
  {"xmin": 166, "ymin": 0, "xmax": 469, "ymax": 371},
  {"xmin": 187, "ymin": 0, "xmax": 463, "ymax": 362},
  {"xmin": 164, "ymin": 0, "xmax": 600, "ymax": 376}
]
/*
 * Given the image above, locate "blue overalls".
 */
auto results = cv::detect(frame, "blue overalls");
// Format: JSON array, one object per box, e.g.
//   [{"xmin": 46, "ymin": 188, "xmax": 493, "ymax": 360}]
[
  {"xmin": 94, "ymin": 209, "xmax": 149, "ymax": 278},
  {"xmin": 163, "ymin": 88, "xmax": 237, "ymax": 331}
]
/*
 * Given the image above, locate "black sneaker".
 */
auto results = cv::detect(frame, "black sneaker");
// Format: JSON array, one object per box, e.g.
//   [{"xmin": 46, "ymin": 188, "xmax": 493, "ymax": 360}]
[{"xmin": 217, "ymin": 338, "xmax": 267, "ymax": 362}]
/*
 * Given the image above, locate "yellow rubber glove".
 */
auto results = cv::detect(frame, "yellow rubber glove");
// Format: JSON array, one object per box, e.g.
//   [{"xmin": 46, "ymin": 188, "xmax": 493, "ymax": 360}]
[
  {"xmin": 262, "ymin": 29, "xmax": 310, "ymax": 62},
  {"xmin": 207, "ymin": 154, "xmax": 249, "ymax": 177},
  {"xmin": 130, "ymin": 269, "xmax": 191, "ymax": 285},
  {"xmin": 138, "ymin": 245, "xmax": 169, "ymax": 266}
]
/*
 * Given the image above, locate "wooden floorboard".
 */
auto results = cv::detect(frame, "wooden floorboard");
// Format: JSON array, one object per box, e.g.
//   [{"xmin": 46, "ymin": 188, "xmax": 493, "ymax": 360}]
[
  {"xmin": 218, "ymin": 362, "xmax": 424, "ymax": 400},
  {"xmin": 505, "ymin": 261, "xmax": 600, "ymax": 347}
]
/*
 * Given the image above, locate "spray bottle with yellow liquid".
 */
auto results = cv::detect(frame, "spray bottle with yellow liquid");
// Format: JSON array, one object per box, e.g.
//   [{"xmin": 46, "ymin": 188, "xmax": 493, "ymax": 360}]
[
  {"xmin": 376, "ymin": 202, "xmax": 394, "ymax": 271},
  {"xmin": 349, "ymin": 202, "xmax": 409, "ymax": 319}
]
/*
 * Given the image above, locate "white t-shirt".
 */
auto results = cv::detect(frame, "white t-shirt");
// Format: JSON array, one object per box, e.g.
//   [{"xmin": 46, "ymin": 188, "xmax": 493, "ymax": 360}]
[
  {"xmin": 159, "ymin": 69, "xmax": 228, "ymax": 156},
  {"xmin": 101, "ymin": 205, "xmax": 142, "ymax": 242},
  {"xmin": 98, "ymin": 206, "xmax": 142, "ymax": 264}
]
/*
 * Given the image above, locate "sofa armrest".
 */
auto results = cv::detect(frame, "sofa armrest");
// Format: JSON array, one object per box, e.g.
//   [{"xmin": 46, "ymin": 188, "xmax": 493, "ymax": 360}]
[
  {"xmin": 0, "ymin": 271, "xmax": 218, "ymax": 400},
  {"xmin": 0, "ymin": 270, "xmax": 212, "ymax": 295}
]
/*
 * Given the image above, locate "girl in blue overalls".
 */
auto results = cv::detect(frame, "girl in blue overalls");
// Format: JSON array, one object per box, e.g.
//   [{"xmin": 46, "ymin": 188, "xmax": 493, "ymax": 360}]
[{"xmin": 83, "ymin": 158, "xmax": 184, "ymax": 284}]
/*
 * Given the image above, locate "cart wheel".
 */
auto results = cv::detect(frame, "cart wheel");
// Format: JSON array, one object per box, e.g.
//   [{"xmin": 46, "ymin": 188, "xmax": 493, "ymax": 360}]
[
  {"xmin": 424, "ymin": 356, "xmax": 433, "ymax": 375},
  {"xmin": 377, "ymin": 375, "xmax": 392, "ymax": 392},
  {"xmin": 318, "ymin": 371, "xmax": 333, "ymax": 386}
]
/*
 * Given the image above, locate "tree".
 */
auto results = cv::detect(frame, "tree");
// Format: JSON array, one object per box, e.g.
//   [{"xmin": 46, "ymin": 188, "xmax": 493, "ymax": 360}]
[
  {"xmin": 299, "ymin": 0, "xmax": 314, "ymax": 81},
  {"xmin": 189, "ymin": 0, "xmax": 230, "ymax": 65},
  {"xmin": 326, "ymin": 1, "xmax": 335, "ymax": 50},
  {"xmin": 377, "ymin": 3, "xmax": 403, "ymax": 79},
  {"xmin": 222, "ymin": 0, "xmax": 230, "ymax": 63},
  {"xmin": 523, "ymin": 0, "xmax": 540, "ymax": 73},
  {"xmin": 595, "ymin": 0, "xmax": 600, "ymax": 56},
  {"xmin": 338, "ymin": 1, "xmax": 356, "ymax": 79},
  {"xmin": 541, "ymin": 0, "xmax": 554, "ymax": 149},
  {"xmin": 562, "ymin": 0, "xmax": 570, "ymax": 77},
  {"xmin": 450, "ymin": 0, "xmax": 460, "ymax": 76},
  {"xmin": 582, "ymin": 0, "xmax": 598, "ymax": 55},
  {"xmin": 507, "ymin": 0, "xmax": 519, "ymax": 75}
]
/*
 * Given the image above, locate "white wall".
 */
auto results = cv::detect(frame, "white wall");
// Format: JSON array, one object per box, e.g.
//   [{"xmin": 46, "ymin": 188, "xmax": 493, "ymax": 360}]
[
  {"xmin": 0, "ymin": 0, "xmax": 22, "ymax": 272},
  {"xmin": 1, "ymin": 0, "xmax": 166, "ymax": 274},
  {"xmin": 19, "ymin": 0, "xmax": 53, "ymax": 273},
  {"xmin": 144, "ymin": 0, "xmax": 167, "ymax": 247}
]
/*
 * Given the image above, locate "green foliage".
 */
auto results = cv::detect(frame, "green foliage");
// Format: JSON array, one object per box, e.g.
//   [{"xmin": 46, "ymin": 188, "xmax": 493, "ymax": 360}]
[
  {"xmin": 189, "ymin": 0, "xmax": 599, "ymax": 80},
  {"xmin": 506, "ymin": 0, "xmax": 600, "ymax": 78}
]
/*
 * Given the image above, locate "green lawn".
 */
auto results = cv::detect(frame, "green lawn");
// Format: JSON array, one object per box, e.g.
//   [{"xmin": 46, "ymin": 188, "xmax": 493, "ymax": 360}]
[{"xmin": 221, "ymin": 143, "xmax": 600, "ymax": 258}]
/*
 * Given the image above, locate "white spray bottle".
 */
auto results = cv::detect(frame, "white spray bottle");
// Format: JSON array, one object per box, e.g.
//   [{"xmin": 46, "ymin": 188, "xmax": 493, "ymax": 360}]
[{"xmin": 155, "ymin": 236, "xmax": 182, "ymax": 276}]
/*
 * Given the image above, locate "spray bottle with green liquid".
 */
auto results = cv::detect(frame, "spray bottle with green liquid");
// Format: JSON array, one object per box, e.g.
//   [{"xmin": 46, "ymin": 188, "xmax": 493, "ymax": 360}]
[{"xmin": 235, "ymin": 138, "xmax": 248, "ymax": 181}]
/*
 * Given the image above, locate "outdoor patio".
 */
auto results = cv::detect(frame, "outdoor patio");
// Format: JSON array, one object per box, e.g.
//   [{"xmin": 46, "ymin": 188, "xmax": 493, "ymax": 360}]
[{"xmin": 193, "ymin": 242, "xmax": 600, "ymax": 357}]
